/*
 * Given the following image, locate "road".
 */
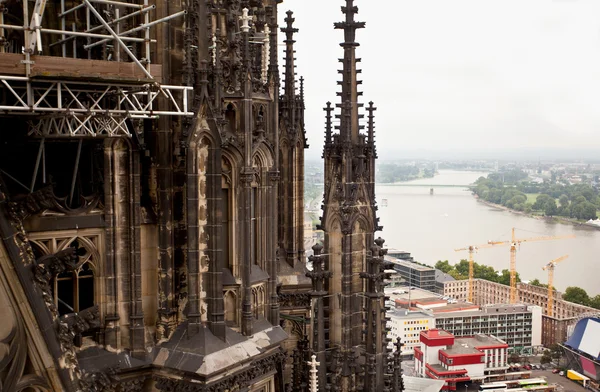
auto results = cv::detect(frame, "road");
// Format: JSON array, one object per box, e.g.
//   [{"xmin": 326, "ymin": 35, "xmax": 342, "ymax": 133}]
[{"xmin": 531, "ymin": 370, "xmax": 588, "ymax": 392}]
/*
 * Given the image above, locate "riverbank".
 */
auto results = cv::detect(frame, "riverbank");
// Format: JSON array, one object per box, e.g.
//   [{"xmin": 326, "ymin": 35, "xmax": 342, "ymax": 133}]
[{"xmin": 474, "ymin": 194, "xmax": 600, "ymax": 231}]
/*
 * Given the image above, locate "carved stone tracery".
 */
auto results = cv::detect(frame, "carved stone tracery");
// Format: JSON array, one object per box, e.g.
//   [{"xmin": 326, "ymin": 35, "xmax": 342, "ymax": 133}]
[
  {"xmin": 278, "ymin": 292, "xmax": 310, "ymax": 308},
  {"xmin": 8, "ymin": 186, "xmax": 102, "ymax": 222}
]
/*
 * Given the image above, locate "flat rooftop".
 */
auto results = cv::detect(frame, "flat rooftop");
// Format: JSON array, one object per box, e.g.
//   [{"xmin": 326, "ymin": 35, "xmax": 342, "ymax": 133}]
[
  {"xmin": 422, "ymin": 329, "xmax": 454, "ymax": 339},
  {"xmin": 458, "ymin": 335, "xmax": 508, "ymax": 348},
  {"xmin": 435, "ymin": 304, "xmax": 532, "ymax": 317},
  {"xmin": 386, "ymin": 256, "xmax": 435, "ymax": 272},
  {"xmin": 430, "ymin": 303, "xmax": 481, "ymax": 314},
  {"xmin": 387, "ymin": 308, "xmax": 434, "ymax": 319},
  {"xmin": 442, "ymin": 335, "xmax": 507, "ymax": 356},
  {"xmin": 385, "ymin": 287, "xmax": 440, "ymax": 301},
  {"xmin": 442, "ymin": 345, "xmax": 481, "ymax": 355}
]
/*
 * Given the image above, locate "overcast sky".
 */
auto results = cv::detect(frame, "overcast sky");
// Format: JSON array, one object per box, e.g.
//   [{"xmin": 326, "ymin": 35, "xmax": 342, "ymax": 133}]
[{"xmin": 278, "ymin": 0, "xmax": 600, "ymax": 161}]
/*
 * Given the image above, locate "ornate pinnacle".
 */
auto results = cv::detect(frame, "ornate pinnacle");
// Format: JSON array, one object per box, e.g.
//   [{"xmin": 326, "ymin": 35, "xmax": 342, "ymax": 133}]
[
  {"xmin": 281, "ymin": 10, "xmax": 298, "ymax": 102},
  {"xmin": 266, "ymin": 7, "xmax": 279, "ymax": 80},
  {"xmin": 300, "ymin": 76, "xmax": 305, "ymax": 108},
  {"xmin": 282, "ymin": 10, "xmax": 299, "ymax": 43},
  {"xmin": 333, "ymin": 0, "xmax": 365, "ymax": 47},
  {"xmin": 324, "ymin": 102, "xmax": 333, "ymax": 147},
  {"xmin": 367, "ymin": 101, "xmax": 377, "ymax": 148}
]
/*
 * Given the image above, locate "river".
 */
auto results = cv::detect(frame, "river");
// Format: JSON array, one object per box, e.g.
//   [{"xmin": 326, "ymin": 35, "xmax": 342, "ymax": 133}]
[{"xmin": 376, "ymin": 170, "xmax": 600, "ymax": 296}]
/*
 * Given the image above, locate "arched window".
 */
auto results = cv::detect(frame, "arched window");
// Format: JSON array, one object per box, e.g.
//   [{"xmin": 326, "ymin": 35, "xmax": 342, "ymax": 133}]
[
  {"xmin": 252, "ymin": 284, "xmax": 265, "ymax": 319},
  {"xmin": 224, "ymin": 290, "xmax": 238, "ymax": 327},
  {"xmin": 222, "ymin": 156, "xmax": 236, "ymax": 276},
  {"xmin": 224, "ymin": 103, "xmax": 236, "ymax": 134},
  {"xmin": 53, "ymin": 261, "xmax": 95, "ymax": 315}
]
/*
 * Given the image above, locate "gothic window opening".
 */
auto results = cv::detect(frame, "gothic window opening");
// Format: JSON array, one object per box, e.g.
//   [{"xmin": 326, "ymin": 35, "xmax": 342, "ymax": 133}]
[
  {"xmin": 225, "ymin": 103, "xmax": 236, "ymax": 134},
  {"xmin": 252, "ymin": 284, "xmax": 265, "ymax": 319},
  {"xmin": 222, "ymin": 155, "xmax": 238, "ymax": 278},
  {"xmin": 251, "ymin": 187, "xmax": 258, "ymax": 265},
  {"xmin": 222, "ymin": 187, "xmax": 232, "ymax": 272},
  {"xmin": 53, "ymin": 262, "xmax": 96, "ymax": 316},
  {"xmin": 224, "ymin": 290, "xmax": 238, "ymax": 327}
]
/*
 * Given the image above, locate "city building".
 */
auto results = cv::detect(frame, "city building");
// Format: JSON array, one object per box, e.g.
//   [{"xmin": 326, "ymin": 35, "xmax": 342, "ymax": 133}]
[
  {"xmin": 388, "ymin": 257, "xmax": 436, "ymax": 291},
  {"xmin": 388, "ymin": 249, "xmax": 415, "ymax": 262},
  {"xmin": 386, "ymin": 288, "xmax": 541, "ymax": 353},
  {"xmin": 444, "ymin": 279, "xmax": 599, "ymax": 346},
  {"xmin": 387, "ymin": 286, "xmax": 479, "ymax": 313},
  {"xmin": 435, "ymin": 269, "xmax": 456, "ymax": 294},
  {"xmin": 435, "ymin": 304, "xmax": 543, "ymax": 354},
  {"xmin": 415, "ymin": 329, "xmax": 509, "ymax": 391},
  {"xmin": 387, "ymin": 308, "xmax": 436, "ymax": 357}
]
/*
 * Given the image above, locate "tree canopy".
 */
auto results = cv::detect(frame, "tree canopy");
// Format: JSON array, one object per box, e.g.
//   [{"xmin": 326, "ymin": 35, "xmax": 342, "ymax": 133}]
[
  {"xmin": 434, "ymin": 260, "xmax": 521, "ymax": 285},
  {"xmin": 472, "ymin": 172, "xmax": 600, "ymax": 220}
]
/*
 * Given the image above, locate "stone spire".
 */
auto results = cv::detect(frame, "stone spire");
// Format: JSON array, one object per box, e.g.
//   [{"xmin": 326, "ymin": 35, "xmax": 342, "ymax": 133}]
[
  {"xmin": 367, "ymin": 101, "xmax": 376, "ymax": 155},
  {"xmin": 334, "ymin": 0, "xmax": 365, "ymax": 144},
  {"xmin": 282, "ymin": 11, "xmax": 298, "ymax": 103},
  {"xmin": 316, "ymin": 1, "xmax": 389, "ymax": 390}
]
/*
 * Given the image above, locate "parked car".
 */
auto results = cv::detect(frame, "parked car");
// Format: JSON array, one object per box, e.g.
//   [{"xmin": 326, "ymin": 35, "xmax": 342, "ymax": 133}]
[
  {"xmin": 552, "ymin": 369, "xmax": 560, "ymax": 374},
  {"xmin": 523, "ymin": 365, "xmax": 532, "ymax": 370}
]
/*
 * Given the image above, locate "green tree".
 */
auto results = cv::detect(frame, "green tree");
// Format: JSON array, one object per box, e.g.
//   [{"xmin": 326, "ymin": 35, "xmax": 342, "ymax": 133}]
[
  {"xmin": 508, "ymin": 353, "xmax": 521, "ymax": 364},
  {"xmin": 435, "ymin": 260, "xmax": 453, "ymax": 274},
  {"xmin": 533, "ymin": 194, "xmax": 552, "ymax": 211},
  {"xmin": 540, "ymin": 350, "xmax": 552, "ymax": 365},
  {"xmin": 544, "ymin": 199, "xmax": 558, "ymax": 216},
  {"xmin": 455, "ymin": 260, "xmax": 470, "ymax": 277},
  {"xmin": 563, "ymin": 286, "xmax": 590, "ymax": 306},
  {"xmin": 549, "ymin": 344, "xmax": 563, "ymax": 365},
  {"xmin": 498, "ymin": 269, "xmax": 520, "ymax": 286},
  {"xmin": 559, "ymin": 194, "xmax": 569, "ymax": 208},
  {"xmin": 448, "ymin": 269, "xmax": 466, "ymax": 280},
  {"xmin": 590, "ymin": 295, "xmax": 600, "ymax": 310},
  {"xmin": 529, "ymin": 279, "xmax": 548, "ymax": 288}
]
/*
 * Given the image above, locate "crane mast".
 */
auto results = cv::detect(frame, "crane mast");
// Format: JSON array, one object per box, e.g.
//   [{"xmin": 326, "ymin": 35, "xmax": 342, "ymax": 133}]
[
  {"xmin": 543, "ymin": 255, "xmax": 569, "ymax": 317},
  {"xmin": 455, "ymin": 241, "xmax": 508, "ymax": 303},
  {"xmin": 508, "ymin": 228, "xmax": 575, "ymax": 304}
]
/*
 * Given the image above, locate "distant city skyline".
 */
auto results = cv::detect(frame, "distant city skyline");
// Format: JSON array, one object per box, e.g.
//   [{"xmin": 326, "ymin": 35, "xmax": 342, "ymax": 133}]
[{"xmin": 280, "ymin": 0, "xmax": 600, "ymax": 161}]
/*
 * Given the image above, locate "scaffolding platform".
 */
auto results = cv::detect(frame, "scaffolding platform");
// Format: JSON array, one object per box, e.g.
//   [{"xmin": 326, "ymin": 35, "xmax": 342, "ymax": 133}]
[{"xmin": 0, "ymin": 53, "xmax": 163, "ymax": 82}]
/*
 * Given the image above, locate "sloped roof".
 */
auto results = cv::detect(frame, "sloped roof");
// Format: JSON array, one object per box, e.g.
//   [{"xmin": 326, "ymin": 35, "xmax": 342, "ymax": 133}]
[{"xmin": 403, "ymin": 375, "xmax": 445, "ymax": 392}]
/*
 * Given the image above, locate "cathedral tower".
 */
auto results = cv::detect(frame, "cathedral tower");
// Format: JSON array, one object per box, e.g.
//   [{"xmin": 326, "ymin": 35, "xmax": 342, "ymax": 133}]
[{"xmin": 314, "ymin": 0, "xmax": 392, "ymax": 390}]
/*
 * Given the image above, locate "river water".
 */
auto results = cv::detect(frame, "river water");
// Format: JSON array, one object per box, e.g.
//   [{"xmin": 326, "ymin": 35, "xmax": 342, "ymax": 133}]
[{"xmin": 376, "ymin": 170, "xmax": 600, "ymax": 295}]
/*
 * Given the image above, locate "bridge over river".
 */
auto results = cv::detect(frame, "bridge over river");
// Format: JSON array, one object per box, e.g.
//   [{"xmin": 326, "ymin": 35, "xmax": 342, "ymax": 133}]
[{"xmin": 379, "ymin": 183, "xmax": 472, "ymax": 188}]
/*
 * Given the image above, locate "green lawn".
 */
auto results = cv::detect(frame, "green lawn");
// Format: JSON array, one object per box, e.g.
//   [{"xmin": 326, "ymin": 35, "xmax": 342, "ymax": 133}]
[{"xmin": 525, "ymin": 193, "xmax": 540, "ymax": 204}]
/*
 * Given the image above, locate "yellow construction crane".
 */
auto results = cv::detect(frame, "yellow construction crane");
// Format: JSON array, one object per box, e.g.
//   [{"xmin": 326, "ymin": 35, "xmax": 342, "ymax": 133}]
[
  {"xmin": 455, "ymin": 241, "xmax": 509, "ymax": 303},
  {"xmin": 542, "ymin": 255, "xmax": 569, "ymax": 317},
  {"xmin": 507, "ymin": 228, "xmax": 575, "ymax": 304}
]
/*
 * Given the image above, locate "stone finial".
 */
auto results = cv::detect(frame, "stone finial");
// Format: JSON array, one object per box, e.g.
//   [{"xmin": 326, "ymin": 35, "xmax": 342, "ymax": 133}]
[
  {"xmin": 240, "ymin": 8, "xmax": 251, "ymax": 33},
  {"xmin": 334, "ymin": 0, "xmax": 366, "ymax": 46},
  {"xmin": 308, "ymin": 355, "xmax": 320, "ymax": 392}
]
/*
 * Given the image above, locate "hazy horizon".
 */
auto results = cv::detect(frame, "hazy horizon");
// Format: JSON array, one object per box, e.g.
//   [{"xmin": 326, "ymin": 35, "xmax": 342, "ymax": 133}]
[{"xmin": 280, "ymin": 0, "xmax": 600, "ymax": 162}]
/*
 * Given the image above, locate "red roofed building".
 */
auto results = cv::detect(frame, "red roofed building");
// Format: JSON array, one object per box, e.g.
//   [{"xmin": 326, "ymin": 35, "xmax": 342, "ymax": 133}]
[{"xmin": 415, "ymin": 329, "xmax": 509, "ymax": 391}]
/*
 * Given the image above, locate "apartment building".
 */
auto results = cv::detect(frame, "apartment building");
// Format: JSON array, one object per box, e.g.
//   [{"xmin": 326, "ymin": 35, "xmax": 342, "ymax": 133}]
[
  {"xmin": 444, "ymin": 279, "xmax": 598, "ymax": 345},
  {"xmin": 388, "ymin": 257, "xmax": 437, "ymax": 291},
  {"xmin": 387, "ymin": 308, "xmax": 436, "ymax": 357},
  {"xmin": 434, "ymin": 304, "xmax": 542, "ymax": 354}
]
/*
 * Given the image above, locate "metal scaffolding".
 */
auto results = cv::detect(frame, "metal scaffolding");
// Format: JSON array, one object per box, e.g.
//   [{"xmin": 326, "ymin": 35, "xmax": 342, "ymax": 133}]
[{"xmin": 0, "ymin": 0, "xmax": 192, "ymax": 137}]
